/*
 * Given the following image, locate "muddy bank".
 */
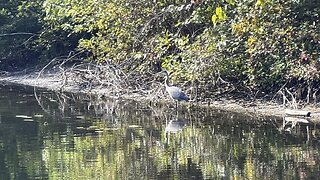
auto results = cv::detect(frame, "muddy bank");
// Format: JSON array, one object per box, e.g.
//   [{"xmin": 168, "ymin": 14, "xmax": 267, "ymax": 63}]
[{"xmin": 1, "ymin": 68, "xmax": 319, "ymax": 123}]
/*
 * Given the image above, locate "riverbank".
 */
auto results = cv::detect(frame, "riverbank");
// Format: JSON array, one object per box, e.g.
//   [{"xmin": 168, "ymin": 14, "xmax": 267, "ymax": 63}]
[{"xmin": 1, "ymin": 67, "xmax": 320, "ymax": 123}]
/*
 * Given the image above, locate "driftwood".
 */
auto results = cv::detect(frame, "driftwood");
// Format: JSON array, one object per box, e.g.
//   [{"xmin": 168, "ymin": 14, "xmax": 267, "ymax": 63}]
[
  {"xmin": 285, "ymin": 109, "xmax": 311, "ymax": 117},
  {"xmin": 284, "ymin": 116, "xmax": 310, "ymax": 124}
]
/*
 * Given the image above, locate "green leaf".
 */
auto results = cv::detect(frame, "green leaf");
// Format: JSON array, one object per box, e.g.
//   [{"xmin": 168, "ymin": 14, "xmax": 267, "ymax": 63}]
[
  {"xmin": 216, "ymin": 6, "xmax": 227, "ymax": 20},
  {"xmin": 226, "ymin": 0, "xmax": 235, "ymax": 6},
  {"xmin": 212, "ymin": 14, "xmax": 218, "ymax": 24},
  {"xmin": 256, "ymin": 0, "xmax": 265, "ymax": 7},
  {"xmin": 215, "ymin": 7, "xmax": 223, "ymax": 17}
]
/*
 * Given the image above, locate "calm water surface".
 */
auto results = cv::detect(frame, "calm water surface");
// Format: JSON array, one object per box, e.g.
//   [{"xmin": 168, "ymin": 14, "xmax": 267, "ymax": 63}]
[{"xmin": 0, "ymin": 83, "xmax": 320, "ymax": 179}]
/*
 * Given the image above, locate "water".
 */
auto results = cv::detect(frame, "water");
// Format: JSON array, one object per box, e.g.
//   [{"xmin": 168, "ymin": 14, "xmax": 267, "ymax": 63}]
[{"xmin": 0, "ymin": 83, "xmax": 320, "ymax": 179}]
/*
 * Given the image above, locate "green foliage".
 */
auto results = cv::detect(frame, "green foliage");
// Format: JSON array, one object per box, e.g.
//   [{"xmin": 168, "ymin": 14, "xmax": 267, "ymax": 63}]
[
  {"xmin": 0, "ymin": 0, "xmax": 43, "ymax": 70},
  {"xmin": 0, "ymin": 0, "xmax": 86, "ymax": 71},
  {"xmin": 212, "ymin": 6, "xmax": 227, "ymax": 25},
  {"xmin": 42, "ymin": 0, "xmax": 156, "ymax": 62},
  {"xmin": 180, "ymin": 0, "xmax": 320, "ymax": 95},
  {"xmin": 1, "ymin": 0, "xmax": 320, "ymax": 99}
]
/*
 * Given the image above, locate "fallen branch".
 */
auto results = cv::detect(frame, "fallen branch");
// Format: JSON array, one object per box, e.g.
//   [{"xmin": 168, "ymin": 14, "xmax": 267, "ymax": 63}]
[
  {"xmin": 0, "ymin": 32, "xmax": 36, "ymax": 37},
  {"xmin": 285, "ymin": 88, "xmax": 297, "ymax": 109}
]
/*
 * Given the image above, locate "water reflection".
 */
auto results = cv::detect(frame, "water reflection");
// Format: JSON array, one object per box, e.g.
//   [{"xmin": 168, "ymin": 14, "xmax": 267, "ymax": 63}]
[
  {"xmin": 1, "ymin": 83, "xmax": 320, "ymax": 179},
  {"xmin": 165, "ymin": 118, "xmax": 186, "ymax": 133}
]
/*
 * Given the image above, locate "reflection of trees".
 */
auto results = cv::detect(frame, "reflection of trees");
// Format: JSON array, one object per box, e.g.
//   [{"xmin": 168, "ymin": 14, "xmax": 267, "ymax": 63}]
[
  {"xmin": 36, "ymin": 91, "xmax": 320, "ymax": 179},
  {"xmin": 2, "ymin": 86, "xmax": 320, "ymax": 179},
  {"xmin": 0, "ymin": 84, "xmax": 47, "ymax": 179},
  {"xmin": 0, "ymin": 118, "xmax": 45, "ymax": 179}
]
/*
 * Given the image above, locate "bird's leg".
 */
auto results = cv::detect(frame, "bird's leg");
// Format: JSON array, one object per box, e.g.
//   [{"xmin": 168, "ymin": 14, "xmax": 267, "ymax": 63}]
[
  {"xmin": 175, "ymin": 101, "xmax": 178, "ymax": 111},
  {"xmin": 176, "ymin": 107, "xmax": 179, "ymax": 117}
]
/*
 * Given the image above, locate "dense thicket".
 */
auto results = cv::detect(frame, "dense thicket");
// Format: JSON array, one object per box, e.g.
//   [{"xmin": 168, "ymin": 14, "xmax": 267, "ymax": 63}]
[
  {"xmin": 0, "ymin": 0, "xmax": 319, "ymax": 102},
  {"xmin": 0, "ymin": 1, "xmax": 41, "ymax": 70}
]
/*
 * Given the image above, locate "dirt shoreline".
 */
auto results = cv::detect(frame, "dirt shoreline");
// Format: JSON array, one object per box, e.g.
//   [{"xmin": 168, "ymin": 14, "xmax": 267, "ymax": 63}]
[{"xmin": 1, "ymin": 70, "xmax": 319, "ymax": 123}]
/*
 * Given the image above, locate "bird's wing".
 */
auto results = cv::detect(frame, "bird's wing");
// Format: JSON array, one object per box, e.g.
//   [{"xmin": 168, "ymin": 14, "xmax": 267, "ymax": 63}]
[
  {"xmin": 166, "ymin": 86, "xmax": 182, "ymax": 99},
  {"xmin": 167, "ymin": 86, "xmax": 189, "ymax": 101},
  {"xmin": 178, "ymin": 91, "xmax": 189, "ymax": 101}
]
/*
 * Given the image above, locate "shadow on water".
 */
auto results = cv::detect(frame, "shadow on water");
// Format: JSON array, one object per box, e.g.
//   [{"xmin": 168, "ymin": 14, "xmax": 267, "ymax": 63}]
[{"xmin": 1, "ymin": 83, "xmax": 320, "ymax": 179}]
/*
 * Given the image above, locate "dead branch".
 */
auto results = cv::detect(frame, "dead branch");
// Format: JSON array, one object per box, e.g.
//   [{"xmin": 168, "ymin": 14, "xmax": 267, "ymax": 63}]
[
  {"xmin": 0, "ymin": 32, "xmax": 36, "ymax": 37},
  {"xmin": 285, "ymin": 88, "xmax": 298, "ymax": 109}
]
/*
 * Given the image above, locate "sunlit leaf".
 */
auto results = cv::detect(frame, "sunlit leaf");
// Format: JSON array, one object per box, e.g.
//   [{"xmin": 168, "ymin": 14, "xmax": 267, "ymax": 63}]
[
  {"xmin": 212, "ymin": 14, "xmax": 218, "ymax": 24},
  {"xmin": 256, "ymin": 0, "xmax": 265, "ymax": 7},
  {"xmin": 226, "ymin": 0, "xmax": 235, "ymax": 5}
]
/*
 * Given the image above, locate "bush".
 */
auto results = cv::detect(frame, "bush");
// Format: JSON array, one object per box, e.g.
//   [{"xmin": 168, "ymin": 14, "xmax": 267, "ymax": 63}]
[
  {"xmin": 1, "ymin": 0, "xmax": 320, "ymax": 102},
  {"xmin": 0, "ymin": 1, "xmax": 42, "ymax": 70}
]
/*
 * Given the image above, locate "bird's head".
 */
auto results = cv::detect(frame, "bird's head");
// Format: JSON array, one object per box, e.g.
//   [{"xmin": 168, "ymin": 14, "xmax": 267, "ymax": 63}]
[{"xmin": 159, "ymin": 68, "xmax": 171, "ymax": 77}]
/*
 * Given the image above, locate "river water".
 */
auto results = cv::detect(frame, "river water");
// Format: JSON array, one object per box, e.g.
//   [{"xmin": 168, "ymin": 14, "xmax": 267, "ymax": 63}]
[{"xmin": 0, "ymin": 83, "xmax": 320, "ymax": 179}]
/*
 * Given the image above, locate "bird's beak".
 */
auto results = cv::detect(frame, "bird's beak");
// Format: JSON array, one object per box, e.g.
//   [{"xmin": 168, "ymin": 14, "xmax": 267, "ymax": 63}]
[
  {"xmin": 157, "ymin": 71, "xmax": 164, "ymax": 75},
  {"xmin": 158, "ymin": 69, "xmax": 166, "ymax": 74}
]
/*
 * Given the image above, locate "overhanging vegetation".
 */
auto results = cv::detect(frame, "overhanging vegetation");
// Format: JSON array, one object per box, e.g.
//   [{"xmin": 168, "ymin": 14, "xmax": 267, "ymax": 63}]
[{"xmin": 0, "ymin": 0, "xmax": 319, "ymax": 103}]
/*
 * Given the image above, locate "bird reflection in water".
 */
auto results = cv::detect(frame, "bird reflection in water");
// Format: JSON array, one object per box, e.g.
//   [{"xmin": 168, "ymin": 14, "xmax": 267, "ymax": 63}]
[
  {"xmin": 165, "ymin": 118, "xmax": 186, "ymax": 133},
  {"xmin": 164, "ymin": 118, "xmax": 186, "ymax": 146}
]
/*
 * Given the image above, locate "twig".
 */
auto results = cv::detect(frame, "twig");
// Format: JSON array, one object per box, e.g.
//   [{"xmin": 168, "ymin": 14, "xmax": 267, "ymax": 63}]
[
  {"xmin": 279, "ymin": 90, "xmax": 291, "ymax": 107},
  {"xmin": 0, "ymin": 32, "xmax": 36, "ymax": 37},
  {"xmin": 285, "ymin": 88, "xmax": 297, "ymax": 109},
  {"xmin": 272, "ymin": 81, "xmax": 288, "ymax": 101}
]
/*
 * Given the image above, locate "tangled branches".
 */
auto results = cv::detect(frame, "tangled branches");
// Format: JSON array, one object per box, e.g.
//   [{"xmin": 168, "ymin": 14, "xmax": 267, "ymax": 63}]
[{"xmin": 36, "ymin": 55, "xmax": 166, "ymax": 102}]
